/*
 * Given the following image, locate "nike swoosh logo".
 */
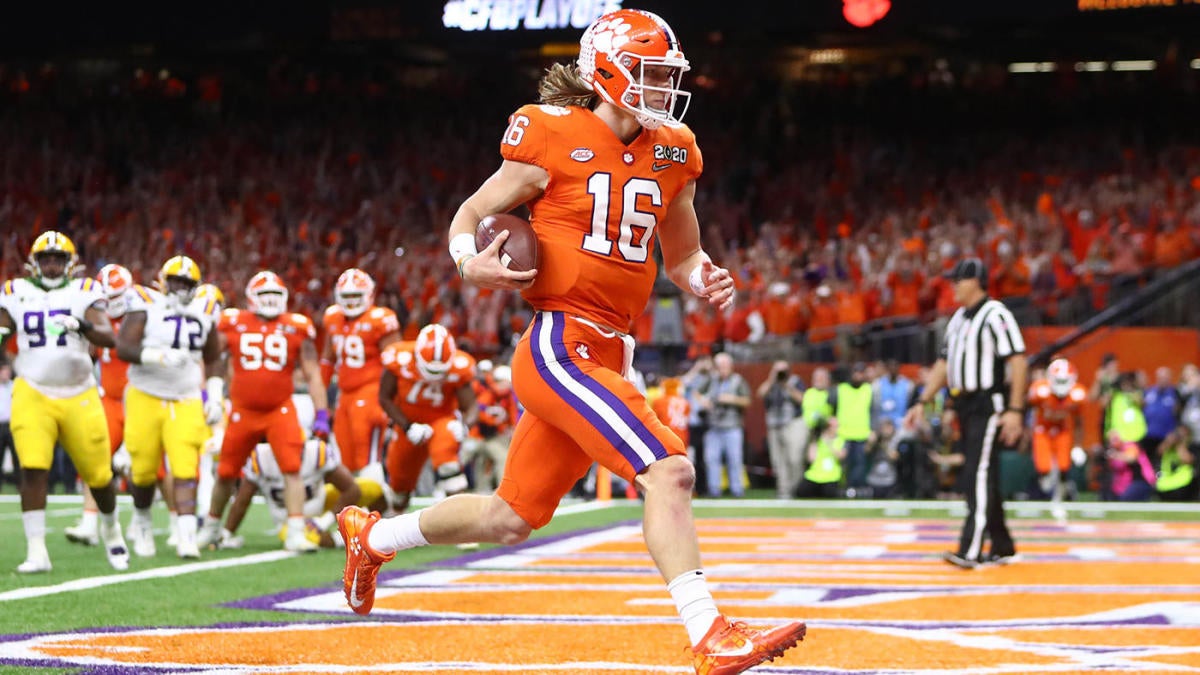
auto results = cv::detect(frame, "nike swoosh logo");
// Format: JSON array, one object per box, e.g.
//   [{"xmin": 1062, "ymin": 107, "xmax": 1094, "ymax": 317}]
[
  {"xmin": 708, "ymin": 641, "xmax": 754, "ymax": 657},
  {"xmin": 349, "ymin": 569, "xmax": 365, "ymax": 608},
  {"xmin": 652, "ymin": 162, "xmax": 671, "ymax": 172}
]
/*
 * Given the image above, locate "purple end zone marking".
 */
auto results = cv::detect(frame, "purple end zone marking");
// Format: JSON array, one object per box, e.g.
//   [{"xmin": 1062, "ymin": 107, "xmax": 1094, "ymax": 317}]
[{"xmin": 224, "ymin": 520, "xmax": 640, "ymax": 611}]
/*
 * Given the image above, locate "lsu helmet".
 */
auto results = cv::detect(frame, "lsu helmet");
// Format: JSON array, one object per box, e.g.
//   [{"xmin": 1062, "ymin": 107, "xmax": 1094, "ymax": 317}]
[
  {"xmin": 97, "ymin": 264, "xmax": 134, "ymax": 318},
  {"xmin": 1047, "ymin": 358, "xmax": 1079, "ymax": 398},
  {"xmin": 334, "ymin": 268, "xmax": 375, "ymax": 318},
  {"xmin": 194, "ymin": 283, "xmax": 226, "ymax": 310},
  {"xmin": 414, "ymin": 323, "xmax": 456, "ymax": 382},
  {"xmin": 578, "ymin": 9, "xmax": 690, "ymax": 129},
  {"xmin": 245, "ymin": 271, "xmax": 288, "ymax": 319},
  {"xmin": 157, "ymin": 255, "xmax": 202, "ymax": 306},
  {"xmin": 27, "ymin": 231, "xmax": 79, "ymax": 289}
]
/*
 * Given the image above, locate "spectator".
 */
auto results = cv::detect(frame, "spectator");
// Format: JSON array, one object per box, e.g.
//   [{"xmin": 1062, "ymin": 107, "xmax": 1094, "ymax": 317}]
[
  {"xmin": 831, "ymin": 362, "xmax": 874, "ymax": 495},
  {"xmin": 1102, "ymin": 431, "xmax": 1157, "ymax": 502},
  {"xmin": 1109, "ymin": 372, "xmax": 1148, "ymax": 444},
  {"xmin": 699, "ymin": 353, "xmax": 751, "ymax": 498},
  {"xmin": 757, "ymin": 360, "xmax": 806, "ymax": 499},
  {"xmin": 872, "ymin": 359, "xmax": 913, "ymax": 431},
  {"xmin": 681, "ymin": 356, "xmax": 715, "ymax": 495},
  {"xmin": 1155, "ymin": 427, "xmax": 1196, "ymax": 502},
  {"xmin": 1091, "ymin": 353, "xmax": 1121, "ymax": 440},
  {"xmin": 798, "ymin": 418, "xmax": 845, "ymax": 499},
  {"xmin": 864, "ymin": 418, "xmax": 900, "ymax": 498},
  {"xmin": 802, "ymin": 367, "xmax": 834, "ymax": 432},
  {"xmin": 1142, "ymin": 366, "xmax": 1181, "ymax": 468}
]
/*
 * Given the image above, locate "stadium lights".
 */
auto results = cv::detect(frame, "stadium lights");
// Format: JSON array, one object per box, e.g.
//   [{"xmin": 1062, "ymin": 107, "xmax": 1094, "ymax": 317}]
[
  {"xmin": 809, "ymin": 49, "xmax": 846, "ymax": 64},
  {"xmin": 1192, "ymin": 58, "xmax": 1200, "ymax": 69},
  {"xmin": 1111, "ymin": 60, "xmax": 1156, "ymax": 71},
  {"xmin": 1007, "ymin": 62, "xmax": 1057, "ymax": 73},
  {"xmin": 1074, "ymin": 61, "xmax": 1109, "ymax": 72}
]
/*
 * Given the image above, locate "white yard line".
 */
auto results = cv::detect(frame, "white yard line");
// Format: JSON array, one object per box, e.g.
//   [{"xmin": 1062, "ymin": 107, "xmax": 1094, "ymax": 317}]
[{"xmin": 0, "ymin": 550, "xmax": 296, "ymax": 603}]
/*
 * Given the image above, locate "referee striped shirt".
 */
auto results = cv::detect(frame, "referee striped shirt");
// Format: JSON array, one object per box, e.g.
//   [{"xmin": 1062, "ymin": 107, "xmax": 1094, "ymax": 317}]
[{"xmin": 940, "ymin": 298, "xmax": 1025, "ymax": 395}]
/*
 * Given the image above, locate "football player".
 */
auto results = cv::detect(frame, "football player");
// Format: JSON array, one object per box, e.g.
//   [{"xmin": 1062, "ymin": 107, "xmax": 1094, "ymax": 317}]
[
  {"xmin": 379, "ymin": 323, "xmax": 478, "ymax": 512},
  {"xmin": 116, "ymin": 255, "xmax": 223, "ymax": 559},
  {"xmin": 214, "ymin": 437, "xmax": 363, "ymax": 549},
  {"xmin": 461, "ymin": 363, "xmax": 519, "ymax": 494},
  {"xmin": 198, "ymin": 271, "xmax": 330, "ymax": 553},
  {"xmin": 321, "ymin": 268, "xmax": 399, "ymax": 511},
  {"xmin": 335, "ymin": 10, "xmax": 805, "ymax": 674},
  {"xmin": 1028, "ymin": 358, "xmax": 1087, "ymax": 523},
  {"xmin": 0, "ymin": 231, "xmax": 130, "ymax": 572},
  {"xmin": 64, "ymin": 263, "xmax": 134, "ymax": 547}
]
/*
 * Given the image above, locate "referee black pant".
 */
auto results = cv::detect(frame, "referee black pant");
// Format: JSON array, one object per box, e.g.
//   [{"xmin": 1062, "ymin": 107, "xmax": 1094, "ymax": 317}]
[{"xmin": 954, "ymin": 394, "xmax": 1015, "ymax": 560}]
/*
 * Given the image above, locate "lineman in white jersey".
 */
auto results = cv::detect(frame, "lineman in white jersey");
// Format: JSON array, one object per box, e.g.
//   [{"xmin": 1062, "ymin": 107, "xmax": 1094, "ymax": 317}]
[
  {"xmin": 115, "ymin": 255, "xmax": 224, "ymax": 559},
  {"xmin": 218, "ymin": 436, "xmax": 362, "ymax": 549},
  {"xmin": 0, "ymin": 231, "xmax": 130, "ymax": 573}
]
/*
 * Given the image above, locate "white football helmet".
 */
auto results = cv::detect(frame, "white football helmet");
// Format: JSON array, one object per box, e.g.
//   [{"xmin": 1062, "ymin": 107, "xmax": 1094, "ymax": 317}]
[
  {"xmin": 578, "ymin": 9, "xmax": 691, "ymax": 129},
  {"xmin": 1047, "ymin": 358, "xmax": 1079, "ymax": 398},
  {"xmin": 97, "ymin": 264, "xmax": 133, "ymax": 319},
  {"xmin": 335, "ymin": 268, "xmax": 375, "ymax": 318},
  {"xmin": 414, "ymin": 324, "xmax": 456, "ymax": 382},
  {"xmin": 245, "ymin": 271, "xmax": 288, "ymax": 319}
]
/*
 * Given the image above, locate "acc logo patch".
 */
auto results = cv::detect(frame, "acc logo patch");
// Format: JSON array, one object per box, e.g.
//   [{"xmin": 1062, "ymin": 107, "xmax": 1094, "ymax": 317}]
[{"xmin": 570, "ymin": 148, "xmax": 595, "ymax": 162}]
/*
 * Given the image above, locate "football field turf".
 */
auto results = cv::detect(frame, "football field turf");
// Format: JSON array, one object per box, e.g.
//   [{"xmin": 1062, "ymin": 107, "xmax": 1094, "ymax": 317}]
[{"xmin": 0, "ymin": 495, "xmax": 1198, "ymax": 674}]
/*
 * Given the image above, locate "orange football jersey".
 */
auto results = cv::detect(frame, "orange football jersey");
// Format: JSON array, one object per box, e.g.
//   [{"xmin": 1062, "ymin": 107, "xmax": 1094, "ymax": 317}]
[
  {"xmin": 651, "ymin": 392, "xmax": 690, "ymax": 446},
  {"xmin": 500, "ymin": 104, "xmax": 703, "ymax": 333},
  {"xmin": 98, "ymin": 317, "xmax": 129, "ymax": 401},
  {"xmin": 1028, "ymin": 380, "xmax": 1087, "ymax": 432},
  {"xmin": 218, "ymin": 309, "xmax": 316, "ymax": 411},
  {"xmin": 471, "ymin": 378, "xmax": 520, "ymax": 437},
  {"xmin": 323, "ymin": 304, "xmax": 400, "ymax": 392},
  {"xmin": 381, "ymin": 341, "xmax": 476, "ymax": 424}
]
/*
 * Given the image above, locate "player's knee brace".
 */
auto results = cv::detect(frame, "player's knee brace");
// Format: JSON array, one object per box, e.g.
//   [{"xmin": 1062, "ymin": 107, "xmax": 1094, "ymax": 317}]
[{"xmin": 435, "ymin": 462, "xmax": 469, "ymax": 495}]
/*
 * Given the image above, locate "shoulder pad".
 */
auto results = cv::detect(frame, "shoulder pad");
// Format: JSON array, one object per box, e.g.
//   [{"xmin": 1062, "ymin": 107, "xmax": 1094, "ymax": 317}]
[
  {"xmin": 323, "ymin": 305, "xmax": 342, "ymax": 320},
  {"xmin": 1070, "ymin": 386, "xmax": 1088, "ymax": 402},
  {"xmin": 1, "ymin": 280, "xmax": 13, "ymax": 296},
  {"xmin": 369, "ymin": 307, "xmax": 387, "ymax": 319}
]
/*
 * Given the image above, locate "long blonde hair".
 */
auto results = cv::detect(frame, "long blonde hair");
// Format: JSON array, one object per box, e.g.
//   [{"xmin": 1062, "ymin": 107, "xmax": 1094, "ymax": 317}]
[{"xmin": 538, "ymin": 62, "xmax": 597, "ymax": 109}]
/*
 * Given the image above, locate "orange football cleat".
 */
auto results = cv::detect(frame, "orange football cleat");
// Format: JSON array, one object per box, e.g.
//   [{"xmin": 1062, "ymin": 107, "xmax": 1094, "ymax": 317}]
[
  {"xmin": 337, "ymin": 506, "xmax": 395, "ymax": 615},
  {"xmin": 691, "ymin": 616, "xmax": 807, "ymax": 675}
]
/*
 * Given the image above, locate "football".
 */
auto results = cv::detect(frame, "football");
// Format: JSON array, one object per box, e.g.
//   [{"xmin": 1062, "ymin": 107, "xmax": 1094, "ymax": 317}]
[{"xmin": 476, "ymin": 213, "xmax": 539, "ymax": 273}]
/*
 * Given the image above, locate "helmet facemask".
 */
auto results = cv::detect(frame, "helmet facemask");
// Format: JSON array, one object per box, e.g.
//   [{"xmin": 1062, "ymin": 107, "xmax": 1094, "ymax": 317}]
[
  {"xmin": 414, "ymin": 324, "xmax": 456, "ymax": 382},
  {"xmin": 163, "ymin": 276, "xmax": 199, "ymax": 308},
  {"xmin": 30, "ymin": 251, "xmax": 73, "ymax": 290},
  {"xmin": 251, "ymin": 290, "xmax": 288, "ymax": 319},
  {"xmin": 607, "ymin": 53, "xmax": 691, "ymax": 129}
]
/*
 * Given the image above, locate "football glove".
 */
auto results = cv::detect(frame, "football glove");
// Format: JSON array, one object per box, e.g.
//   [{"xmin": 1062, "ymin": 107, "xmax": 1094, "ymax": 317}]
[
  {"xmin": 312, "ymin": 409, "xmax": 331, "ymax": 440},
  {"xmin": 142, "ymin": 347, "xmax": 190, "ymax": 368},
  {"xmin": 446, "ymin": 419, "xmax": 467, "ymax": 443},
  {"xmin": 406, "ymin": 422, "xmax": 434, "ymax": 445}
]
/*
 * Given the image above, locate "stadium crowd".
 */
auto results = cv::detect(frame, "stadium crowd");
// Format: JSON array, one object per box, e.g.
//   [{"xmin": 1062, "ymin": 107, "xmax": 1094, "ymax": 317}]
[
  {"xmin": 1, "ymin": 54, "xmax": 1198, "ymax": 511},
  {"xmin": 3, "ymin": 57, "xmax": 1200, "ymax": 360}
]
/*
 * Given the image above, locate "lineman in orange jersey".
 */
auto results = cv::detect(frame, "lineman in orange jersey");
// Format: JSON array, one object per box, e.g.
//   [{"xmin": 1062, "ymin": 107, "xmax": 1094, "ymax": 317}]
[
  {"xmin": 321, "ymin": 268, "xmax": 399, "ymax": 510},
  {"xmin": 336, "ymin": 9, "xmax": 805, "ymax": 674},
  {"xmin": 198, "ymin": 271, "xmax": 331, "ymax": 553},
  {"xmin": 1028, "ymin": 358, "xmax": 1087, "ymax": 522},
  {"xmin": 379, "ymin": 323, "xmax": 478, "ymax": 512},
  {"xmin": 64, "ymin": 263, "xmax": 134, "ymax": 547}
]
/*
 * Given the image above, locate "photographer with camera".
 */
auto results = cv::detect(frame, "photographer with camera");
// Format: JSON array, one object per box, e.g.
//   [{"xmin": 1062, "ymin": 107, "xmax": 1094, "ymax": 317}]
[{"xmin": 757, "ymin": 361, "xmax": 806, "ymax": 499}]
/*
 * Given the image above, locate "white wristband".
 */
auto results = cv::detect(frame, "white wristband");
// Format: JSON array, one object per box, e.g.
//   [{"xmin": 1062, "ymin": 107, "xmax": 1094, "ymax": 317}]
[
  {"xmin": 448, "ymin": 232, "xmax": 478, "ymax": 264},
  {"xmin": 205, "ymin": 376, "xmax": 224, "ymax": 402},
  {"xmin": 688, "ymin": 264, "xmax": 707, "ymax": 296}
]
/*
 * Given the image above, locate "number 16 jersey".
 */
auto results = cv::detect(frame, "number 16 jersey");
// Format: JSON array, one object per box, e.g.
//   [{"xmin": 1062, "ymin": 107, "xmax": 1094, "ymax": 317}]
[
  {"xmin": 218, "ymin": 309, "xmax": 315, "ymax": 412},
  {"xmin": 125, "ymin": 285, "xmax": 220, "ymax": 400},
  {"xmin": 500, "ymin": 103, "xmax": 702, "ymax": 333}
]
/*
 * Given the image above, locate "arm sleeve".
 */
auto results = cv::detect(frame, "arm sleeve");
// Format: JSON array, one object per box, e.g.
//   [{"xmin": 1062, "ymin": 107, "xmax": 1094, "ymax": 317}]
[{"xmin": 499, "ymin": 105, "xmax": 549, "ymax": 169}]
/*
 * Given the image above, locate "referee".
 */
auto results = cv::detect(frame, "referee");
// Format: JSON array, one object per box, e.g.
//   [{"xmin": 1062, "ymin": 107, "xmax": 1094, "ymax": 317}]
[{"xmin": 905, "ymin": 257, "xmax": 1028, "ymax": 569}]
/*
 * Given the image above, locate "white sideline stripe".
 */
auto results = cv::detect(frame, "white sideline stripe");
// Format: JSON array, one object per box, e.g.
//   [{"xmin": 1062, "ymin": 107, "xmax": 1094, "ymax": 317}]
[
  {"xmin": 0, "ymin": 507, "xmax": 77, "ymax": 521},
  {"xmin": 0, "ymin": 550, "xmax": 295, "ymax": 603}
]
